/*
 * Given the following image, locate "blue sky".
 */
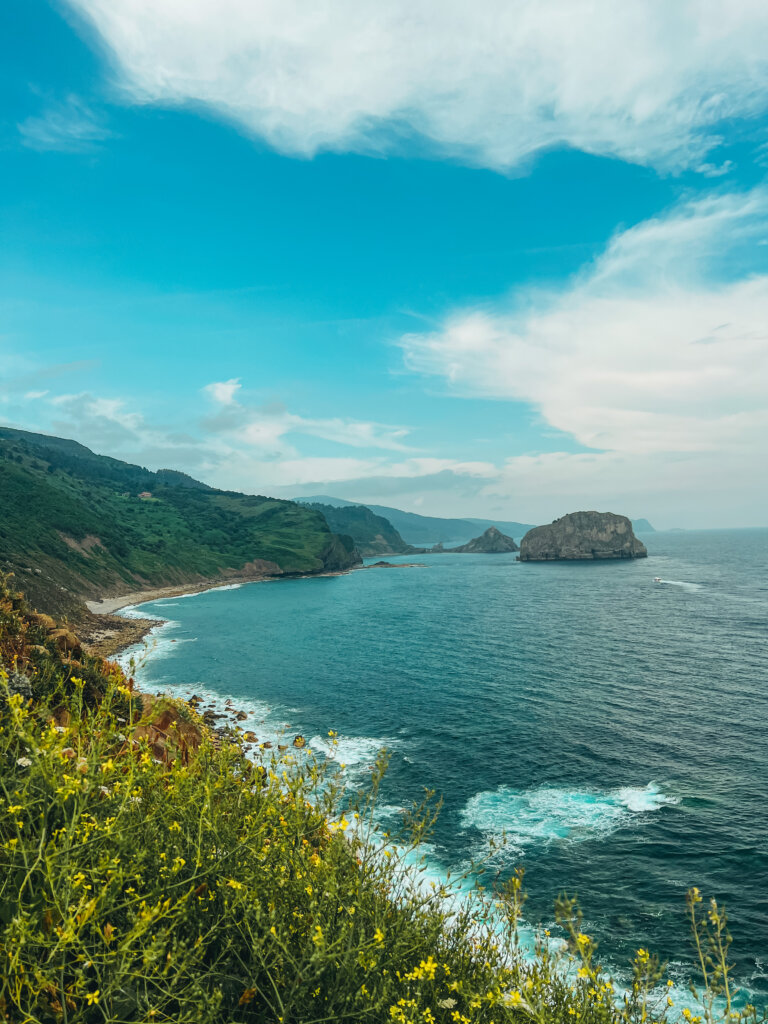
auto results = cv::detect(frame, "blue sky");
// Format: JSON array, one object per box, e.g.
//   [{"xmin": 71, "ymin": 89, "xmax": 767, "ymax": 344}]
[{"xmin": 2, "ymin": 0, "xmax": 768, "ymax": 527}]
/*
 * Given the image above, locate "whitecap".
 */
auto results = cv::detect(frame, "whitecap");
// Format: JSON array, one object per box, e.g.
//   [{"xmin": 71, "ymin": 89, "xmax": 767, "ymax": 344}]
[
  {"xmin": 118, "ymin": 603, "xmax": 160, "ymax": 621},
  {"xmin": 309, "ymin": 733, "xmax": 391, "ymax": 772},
  {"xmin": 616, "ymin": 782, "xmax": 678, "ymax": 813},
  {"xmin": 461, "ymin": 782, "xmax": 678, "ymax": 853}
]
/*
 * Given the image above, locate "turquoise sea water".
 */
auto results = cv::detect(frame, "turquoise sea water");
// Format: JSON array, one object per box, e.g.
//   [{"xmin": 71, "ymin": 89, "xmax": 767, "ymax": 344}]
[{"xmin": 121, "ymin": 529, "xmax": 768, "ymax": 998}]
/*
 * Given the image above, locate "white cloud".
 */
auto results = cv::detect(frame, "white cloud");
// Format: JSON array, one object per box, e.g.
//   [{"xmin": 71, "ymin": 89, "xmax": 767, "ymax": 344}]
[
  {"xmin": 203, "ymin": 380, "xmax": 412, "ymax": 453},
  {"xmin": 402, "ymin": 190, "xmax": 768, "ymax": 448},
  {"xmin": 400, "ymin": 188, "xmax": 768, "ymax": 523},
  {"xmin": 203, "ymin": 378, "xmax": 241, "ymax": 405},
  {"xmin": 18, "ymin": 95, "xmax": 112, "ymax": 152},
  {"xmin": 67, "ymin": 0, "xmax": 768, "ymax": 172}
]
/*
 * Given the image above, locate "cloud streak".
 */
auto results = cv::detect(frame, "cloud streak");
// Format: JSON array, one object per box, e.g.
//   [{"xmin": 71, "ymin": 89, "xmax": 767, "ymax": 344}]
[
  {"xmin": 18, "ymin": 95, "xmax": 112, "ymax": 152},
  {"xmin": 67, "ymin": 0, "xmax": 768, "ymax": 172},
  {"xmin": 202, "ymin": 379, "xmax": 413, "ymax": 454}
]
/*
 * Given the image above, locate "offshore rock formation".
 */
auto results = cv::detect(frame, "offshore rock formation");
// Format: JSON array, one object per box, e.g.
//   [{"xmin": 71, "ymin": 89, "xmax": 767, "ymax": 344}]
[
  {"xmin": 449, "ymin": 526, "xmax": 519, "ymax": 553},
  {"xmin": 519, "ymin": 512, "xmax": 648, "ymax": 561}
]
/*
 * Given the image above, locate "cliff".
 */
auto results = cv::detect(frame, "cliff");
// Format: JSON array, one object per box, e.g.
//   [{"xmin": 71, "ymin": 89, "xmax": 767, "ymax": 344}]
[
  {"xmin": 447, "ymin": 526, "xmax": 519, "ymax": 553},
  {"xmin": 305, "ymin": 502, "xmax": 414, "ymax": 556},
  {"xmin": 519, "ymin": 511, "xmax": 648, "ymax": 561}
]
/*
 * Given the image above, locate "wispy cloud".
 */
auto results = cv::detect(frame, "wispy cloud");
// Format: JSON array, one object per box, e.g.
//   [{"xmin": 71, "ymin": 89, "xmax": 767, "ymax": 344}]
[
  {"xmin": 67, "ymin": 0, "xmax": 768, "ymax": 172},
  {"xmin": 18, "ymin": 95, "xmax": 112, "ymax": 152},
  {"xmin": 203, "ymin": 379, "xmax": 413, "ymax": 454}
]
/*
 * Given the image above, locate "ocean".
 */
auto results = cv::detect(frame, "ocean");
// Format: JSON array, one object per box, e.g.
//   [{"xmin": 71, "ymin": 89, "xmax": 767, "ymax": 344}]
[{"xmin": 119, "ymin": 528, "xmax": 768, "ymax": 1000}]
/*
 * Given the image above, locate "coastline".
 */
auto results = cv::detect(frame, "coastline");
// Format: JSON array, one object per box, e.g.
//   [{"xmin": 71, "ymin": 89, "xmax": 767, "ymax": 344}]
[
  {"xmin": 82, "ymin": 559, "xmax": 428, "ymax": 658},
  {"xmin": 84, "ymin": 577, "xmax": 273, "ymax": 616},
  {"xmin": 81, "ymin": 566, "xmax": 359, "ymax": 658}
]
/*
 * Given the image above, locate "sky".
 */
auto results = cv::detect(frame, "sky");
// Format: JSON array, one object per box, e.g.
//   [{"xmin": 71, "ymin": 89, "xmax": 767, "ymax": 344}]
[{"xmin": 2, "ymin": 1, "xmax": 768, "ymax": 528}]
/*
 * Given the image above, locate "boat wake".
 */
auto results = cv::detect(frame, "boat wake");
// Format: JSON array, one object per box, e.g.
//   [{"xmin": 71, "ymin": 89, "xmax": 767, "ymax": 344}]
[{"xmin": 653, "ymin": 578, "xmax": 702, "ymax": 591}]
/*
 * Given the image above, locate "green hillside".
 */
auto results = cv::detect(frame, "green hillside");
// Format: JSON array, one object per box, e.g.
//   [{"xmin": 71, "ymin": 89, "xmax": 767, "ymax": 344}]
[
  {"xmin": 304, "ymin": 502, "xmax": 415, "ymax": 556},
  {"xmin": 0, "ymin": 427, "xmax": 360, "ymax": 616}
]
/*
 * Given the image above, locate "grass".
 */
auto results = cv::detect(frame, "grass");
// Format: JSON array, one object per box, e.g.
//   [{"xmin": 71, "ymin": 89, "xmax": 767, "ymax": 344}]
[
  {"xmin": 0, "ymin": 431, "xmax": 358, "ymax": 617},
  {"xmin": 0, "ymin": 578, "xmax": 764, "ymax": 1024}
]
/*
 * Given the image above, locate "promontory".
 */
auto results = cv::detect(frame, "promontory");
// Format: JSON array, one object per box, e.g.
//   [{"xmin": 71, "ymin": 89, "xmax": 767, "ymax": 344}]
[{"xmin": 519, "ymin": 511, "xmax": 648, "ymax": 561}]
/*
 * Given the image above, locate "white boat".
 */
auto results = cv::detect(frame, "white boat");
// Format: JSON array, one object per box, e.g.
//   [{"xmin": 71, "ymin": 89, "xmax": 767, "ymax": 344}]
[{"xmin": 653, "ymin": 577, "xmax": 662, "ymax": 583}]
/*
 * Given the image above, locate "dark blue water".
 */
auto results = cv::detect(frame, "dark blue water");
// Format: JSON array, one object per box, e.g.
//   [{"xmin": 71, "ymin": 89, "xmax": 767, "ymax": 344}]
[{"xmin": 122, "ymin": 529, "xmax": 768, "ymax": 997}]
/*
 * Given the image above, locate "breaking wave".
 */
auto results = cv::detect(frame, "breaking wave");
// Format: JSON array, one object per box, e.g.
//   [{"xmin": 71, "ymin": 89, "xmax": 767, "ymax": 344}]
[{"xmin": 461, "ymin": 782, "xmax": 678, "ymax": 853}]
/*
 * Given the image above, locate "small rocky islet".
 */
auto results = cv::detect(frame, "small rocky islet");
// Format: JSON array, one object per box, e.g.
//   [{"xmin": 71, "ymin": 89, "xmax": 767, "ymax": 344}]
[{"xmin": 428, "ymin": 526, "xmax": 519, "ymax": 554}]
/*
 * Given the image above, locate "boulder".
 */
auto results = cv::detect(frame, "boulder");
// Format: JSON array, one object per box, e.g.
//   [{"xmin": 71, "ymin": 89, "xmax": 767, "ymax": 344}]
[
  {"xmin": 519, "ymin": 511, "xmax": 648, "ymax": 561},
  {"xmin": 29, "ymin": 612, "xmax": 57, "ymax": 631},
  {"xmin": 47, "ymin": 628, "xmax": 83, "ymax": 659}
]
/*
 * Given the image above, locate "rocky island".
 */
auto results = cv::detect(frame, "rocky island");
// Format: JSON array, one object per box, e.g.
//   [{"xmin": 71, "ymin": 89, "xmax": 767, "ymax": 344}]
[
  {"xmin": 445, "ymin": 526, "xmax": 519, "ymax": 553},
  {"xmin": 519, "ymin": 511, "xmax": 648, "ymax": 561}
]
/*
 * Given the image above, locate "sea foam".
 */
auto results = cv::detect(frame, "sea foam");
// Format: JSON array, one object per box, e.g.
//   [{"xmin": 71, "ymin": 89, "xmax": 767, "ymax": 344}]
[
  {"xmin": 461, "ymin": 782, "xmax": 678, "ymax": 853},
  {"xmin": 309, "ymin": 733, "xmax": 391, "ymax": 777}
]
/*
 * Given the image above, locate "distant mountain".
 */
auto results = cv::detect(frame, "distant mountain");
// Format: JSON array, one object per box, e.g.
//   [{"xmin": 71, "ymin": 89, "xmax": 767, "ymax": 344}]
[
  {"xmin": 303, "ymin": 503, "xmax": 414, "ymax": 556},
  {"xmin": 632, "ymin": 518, "xmax": 656, "ymax": 532},
  {"xmin": 295, "ymin": 496, "xmax": 534, "ymax": 546},
  {"xmin": 0, "ymin": 428, "xmax": 360, "ymax": 616}
]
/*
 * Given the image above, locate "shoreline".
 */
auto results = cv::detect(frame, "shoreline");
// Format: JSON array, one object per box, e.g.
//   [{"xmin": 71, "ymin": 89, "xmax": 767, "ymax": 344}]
[
  {"xmin": 82, "ymin": 567, "xmax": 358, "ymax": 658},
  {"xmin": 84, "ymin": 566, "xmax": 357, "ymax": 617},
  {"xmin": 83, "ymin": 559, "xmax": 428, "ymax": 657}
]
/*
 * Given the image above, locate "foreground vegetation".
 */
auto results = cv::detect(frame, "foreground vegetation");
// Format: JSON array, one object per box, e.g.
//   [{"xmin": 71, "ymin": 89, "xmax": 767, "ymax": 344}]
[
  {"xmin": 0, "ymin": 579, "xmax": 763, "ymax": 1024},
  {"xmin": 0, "ymin": 427, "xmax": 359, "ymax": 617}
]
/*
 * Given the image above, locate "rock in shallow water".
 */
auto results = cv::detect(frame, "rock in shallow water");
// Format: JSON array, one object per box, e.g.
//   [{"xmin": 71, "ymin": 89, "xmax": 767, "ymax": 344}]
[{"xmin": 519, "ymin": 511, "xmax": 648, "ymax": 561}]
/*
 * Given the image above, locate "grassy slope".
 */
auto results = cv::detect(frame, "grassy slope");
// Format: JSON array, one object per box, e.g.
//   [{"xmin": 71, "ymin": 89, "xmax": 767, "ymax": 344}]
[{"xmin": 0, "ymin": 428, "xmax": 358, "ymax": 616}]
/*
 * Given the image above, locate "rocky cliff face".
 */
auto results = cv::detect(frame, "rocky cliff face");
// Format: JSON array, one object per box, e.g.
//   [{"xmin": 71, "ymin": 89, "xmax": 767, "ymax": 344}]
[
  {"xmin": 519, "ymin": 512, "xmax": 648, "ymax": 561},
  {"xmin": 306, "ymin": 502, "xmax": 413, "ymax": 556},
  {"xmin": 450, "ymin": 526, "xmax": 519, "ymax": 553},
  {"xmin": 319, "ymin": 533, "xmax": 363, "ymax": 571}
]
